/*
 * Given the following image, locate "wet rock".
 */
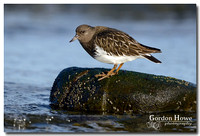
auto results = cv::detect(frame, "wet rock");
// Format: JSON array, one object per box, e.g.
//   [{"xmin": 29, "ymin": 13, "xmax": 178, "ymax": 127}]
[{"xmin": 50, "ymin": 67, "xmax": 196, "ymax": 114}]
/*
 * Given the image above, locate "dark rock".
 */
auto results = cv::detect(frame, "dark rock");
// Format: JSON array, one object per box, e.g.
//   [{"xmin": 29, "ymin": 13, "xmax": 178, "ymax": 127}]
[{"xmin": 50, "ymin": 67, "xmax": 196, "ymax": 114}]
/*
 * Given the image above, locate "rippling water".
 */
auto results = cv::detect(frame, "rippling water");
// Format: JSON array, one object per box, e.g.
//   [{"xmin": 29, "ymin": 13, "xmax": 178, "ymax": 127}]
[
  {"xmin": 4, "ymin": 5, "xmax": 196, "ymax": 133},
  {"xmin": 4, "ymin": 82, "xmax": 196, "ymax": 133}
]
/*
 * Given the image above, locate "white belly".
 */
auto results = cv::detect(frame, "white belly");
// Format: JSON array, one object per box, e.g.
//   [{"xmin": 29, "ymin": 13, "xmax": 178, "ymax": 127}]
[{"xmin": 94, "ymin": 46, "xmax": 142, "ymax": 64}]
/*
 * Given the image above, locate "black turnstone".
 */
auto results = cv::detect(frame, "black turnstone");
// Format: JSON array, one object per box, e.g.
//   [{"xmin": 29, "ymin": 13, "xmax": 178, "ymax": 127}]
[{"xmin": 70, "ymin": 24, "xmax": 161, "ymax": 80}]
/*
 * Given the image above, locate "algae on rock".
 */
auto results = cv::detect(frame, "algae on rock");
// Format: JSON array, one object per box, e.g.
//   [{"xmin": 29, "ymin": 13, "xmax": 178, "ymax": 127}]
[{"xmin": 50, "ymin": 67, "xmax": 196, "ymax": 114}]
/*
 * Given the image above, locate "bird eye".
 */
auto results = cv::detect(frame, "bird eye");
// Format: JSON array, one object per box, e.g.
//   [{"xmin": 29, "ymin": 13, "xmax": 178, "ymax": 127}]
[{"xmin": 80, "ymin": 31, "xmax": 85, "ymax": 34}]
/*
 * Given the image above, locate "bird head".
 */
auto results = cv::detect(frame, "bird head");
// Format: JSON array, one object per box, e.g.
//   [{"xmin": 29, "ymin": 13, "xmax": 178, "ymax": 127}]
[{"xmin": 70, "ymin": 24, "xmax": 95, "ymax": 43}]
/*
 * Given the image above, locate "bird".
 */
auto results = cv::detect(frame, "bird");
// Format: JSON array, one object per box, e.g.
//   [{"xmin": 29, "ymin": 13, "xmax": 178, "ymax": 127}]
[{"xmin": 70, "ymin": 24, "xmax": 161, "ymax": 81}]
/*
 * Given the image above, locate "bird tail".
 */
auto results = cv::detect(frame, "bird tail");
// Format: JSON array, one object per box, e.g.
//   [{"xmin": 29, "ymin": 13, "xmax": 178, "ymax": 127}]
[
  {"xmin": 140, "ymin": 44, "xmax": 162, "ymax": 53},
  {"xmin": 143, "ymin": 55, "xmax": 162, "ymax": 63}
]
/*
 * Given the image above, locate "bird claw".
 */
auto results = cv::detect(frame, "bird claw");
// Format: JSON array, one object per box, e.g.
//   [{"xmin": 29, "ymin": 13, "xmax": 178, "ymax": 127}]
[
  {"xmin": 98, "ymin": 75, "xmax": 109, "ymax": 81},
  {"xmin": 95, "ymin": 72, "xmax": 106, "ymax": 78},
  {"xmin": 95, "ymin": 71, "xmax": 116, "ymax": 81}
]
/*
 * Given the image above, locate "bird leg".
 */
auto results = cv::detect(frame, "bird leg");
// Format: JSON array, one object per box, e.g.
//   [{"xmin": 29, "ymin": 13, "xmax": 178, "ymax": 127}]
[
  {"xmin": 115, "ymin": 63, "xmax": 124, "ymax": 74},
  {"xmin": 95, "ymin": 64, "xmax": 118, "ymax": 80}
]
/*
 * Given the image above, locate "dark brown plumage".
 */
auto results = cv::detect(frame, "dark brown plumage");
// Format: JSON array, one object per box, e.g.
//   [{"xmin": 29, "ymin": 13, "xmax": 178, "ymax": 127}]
[{"xmin": 70, "ymin": 24, "xmax": 162, "ymax": 80}]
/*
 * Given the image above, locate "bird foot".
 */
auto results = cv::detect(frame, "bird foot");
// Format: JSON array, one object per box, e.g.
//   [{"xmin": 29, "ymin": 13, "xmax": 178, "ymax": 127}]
[
  {"xmin": 95, "ymin": 72, "xmax": 107, "ymax": 78},
  {"xmin": 95, "ymin": 71, "xmax": 116, "ymax": 81}
]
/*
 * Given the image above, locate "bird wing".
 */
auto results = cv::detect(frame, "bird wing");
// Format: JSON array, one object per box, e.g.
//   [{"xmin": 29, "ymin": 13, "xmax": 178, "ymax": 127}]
[{"xmin": 94, "ymin": 29, "xmax": 160, "ymax": 56}]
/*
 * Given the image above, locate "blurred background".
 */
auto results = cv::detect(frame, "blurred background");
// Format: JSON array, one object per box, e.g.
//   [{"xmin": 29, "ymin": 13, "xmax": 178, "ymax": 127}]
[
  {"xmin": 4, "ymin": 4, "xmax": 197, "ymax": 133},
  {"xmin": 4, "ymin": 4, "xmax": 196, "ymax": 87}
]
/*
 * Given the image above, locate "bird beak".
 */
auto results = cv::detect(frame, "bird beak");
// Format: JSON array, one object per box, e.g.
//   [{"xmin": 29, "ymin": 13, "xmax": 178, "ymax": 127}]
[{"xmin": 69, "ymin": 35, "xmax": 79, "ymax": 42}]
